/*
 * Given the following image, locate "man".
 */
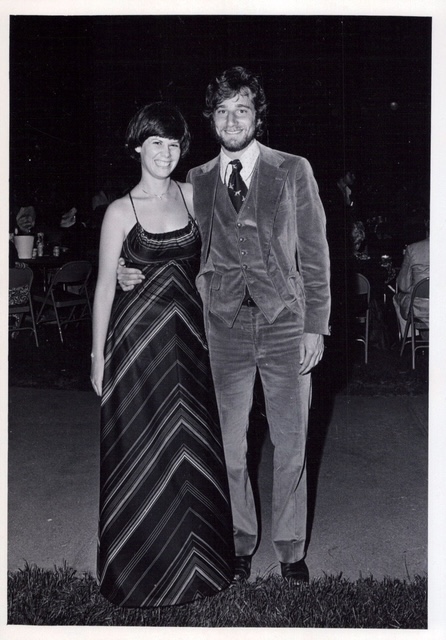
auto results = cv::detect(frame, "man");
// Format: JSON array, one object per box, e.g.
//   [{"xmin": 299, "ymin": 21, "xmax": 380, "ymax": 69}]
[
  {"xmin": 337, "ymin": 170, "xmax": 356, "ymax": 211},
  {"xmin": 118, "ymin": 66, "xmax": 331, "ymax": 583},
  {"xmin": 393, "ymin": 235, "xmax": 429, "ymax": 338},
  {"xmin": 15, "ymin": 206, "xmax": 36, "ymax": 235}
]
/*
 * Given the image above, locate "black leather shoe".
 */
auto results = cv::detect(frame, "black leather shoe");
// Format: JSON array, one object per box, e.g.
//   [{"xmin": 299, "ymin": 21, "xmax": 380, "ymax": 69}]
[
  {"xmin": 233, "ymin": 555, "xmax": 252, "ymax": 581},
  {"xmin": 281, "ymin": 560, "xmax": 309, "ymax": 584}
]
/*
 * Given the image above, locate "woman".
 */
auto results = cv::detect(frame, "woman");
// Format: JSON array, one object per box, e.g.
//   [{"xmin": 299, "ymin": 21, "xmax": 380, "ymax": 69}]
[{"xmin": 91, "ymin": 103, "xmax": 234, "ymax": 608}]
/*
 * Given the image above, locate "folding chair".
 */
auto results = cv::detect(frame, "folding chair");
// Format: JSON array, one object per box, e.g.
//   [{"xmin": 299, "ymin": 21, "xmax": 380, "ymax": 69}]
[
  {"xmin": 399, "ymin": 277, "xmax": 429, "ymax": 370},
  {"xmin": 353, "ymin": 273, "xmax": 371, "ymax": 364},
  {"xmin": 34, "ymin": 260, "xmax": 92, "ymax": 342},
  {"xmin": 9, "ymin": 267, "xmax": 39, "ymax": 347}
]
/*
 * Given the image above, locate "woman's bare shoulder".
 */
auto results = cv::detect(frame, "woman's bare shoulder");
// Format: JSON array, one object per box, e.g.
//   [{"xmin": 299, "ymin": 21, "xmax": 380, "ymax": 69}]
[
  {"xmin": 103, "ymin": 193, "xmax": 132, "ymax": 218},
  {"xmin": 176, "ymin": 181, "xmax": 193, "ymax": 196},
  {"xmin": 176, "ymin": 181, "xmax": 195, "ymax": 216}
]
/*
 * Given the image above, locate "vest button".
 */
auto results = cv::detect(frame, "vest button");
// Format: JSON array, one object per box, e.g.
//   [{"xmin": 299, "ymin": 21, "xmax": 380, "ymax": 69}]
[{"xmin": 239, "ymin": 237, "xmax": 245, "ymax": 242}]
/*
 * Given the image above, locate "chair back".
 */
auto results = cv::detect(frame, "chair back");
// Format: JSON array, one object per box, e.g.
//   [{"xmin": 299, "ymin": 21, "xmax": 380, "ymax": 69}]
[
  {"xmin": 9, "ymin": 266, "xmax": 33, "ymax": 290},
  {"xmin": 352, "ymin": 273, "xmax": 371, "ymax": 363},
  {"xmin": 411, "ymin": 277, "xmax": 429, "ymax": 300},
  {"xmin": 51, "ymin": 261, "xmax": 92, "ymax": 286},
  {"xmin": 354, "ymin": 273, "xmax": 371, "ymax": 298}
]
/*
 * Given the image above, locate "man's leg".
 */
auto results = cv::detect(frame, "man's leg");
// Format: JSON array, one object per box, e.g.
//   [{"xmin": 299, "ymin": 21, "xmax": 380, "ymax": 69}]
[
  {"xmin": 207, "ymin": 309, "xmax": 258, "ymax": 557},
  {"xmin": 393, "ymin": 295, "xmax": 408, "ymax": 339},
  {"xmin": 256, "ymin": 308, "xmax": 311, "ymax": 564}
]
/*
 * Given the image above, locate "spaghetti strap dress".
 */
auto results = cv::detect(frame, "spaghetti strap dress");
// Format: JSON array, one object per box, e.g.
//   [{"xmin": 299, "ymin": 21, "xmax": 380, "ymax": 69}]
[{"xmin": 98, "ymin": 184, "xmax": 234, "ymax": 608}]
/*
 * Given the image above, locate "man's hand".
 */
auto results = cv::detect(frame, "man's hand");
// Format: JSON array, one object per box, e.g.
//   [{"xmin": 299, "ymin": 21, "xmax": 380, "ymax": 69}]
[
  {"xmin": 299, "ymin": 332, "xmax": 324, "ymax": 375},
  {"xmin": 117, "ymin": 257, "xmax": 144, "ymax": 291}
]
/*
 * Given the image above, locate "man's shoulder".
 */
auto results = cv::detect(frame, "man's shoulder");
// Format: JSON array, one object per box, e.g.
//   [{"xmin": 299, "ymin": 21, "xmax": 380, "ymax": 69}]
[
  {"xmin": 408, "ymin": 237, "xmax": 429, "ymax": 250},
  {"xmin": 188, "ymin": 155, "xmax": 220, "ymax": 179},
  {"xmin": 187, "ymin": 143, "xmax": 310, "ymax": 178},
  {"xmin": 258, "ymin": 142, "xmax": 310, "ymax": 169},
  {"xmin": 408, "ymin": 238, "xmax": 429, "ymax": 257}
]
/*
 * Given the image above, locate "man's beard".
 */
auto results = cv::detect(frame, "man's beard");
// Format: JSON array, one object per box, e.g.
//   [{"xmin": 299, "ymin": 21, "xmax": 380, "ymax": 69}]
[{"xmin": 213, "ymin": 128, "xmax": 256, "ymax": 153}]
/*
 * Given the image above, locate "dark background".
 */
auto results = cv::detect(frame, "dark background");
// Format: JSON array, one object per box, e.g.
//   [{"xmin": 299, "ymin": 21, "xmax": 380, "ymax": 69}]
[{"xmin": 10, "ymin": 15, "xmax": 431, "ymax": 237}]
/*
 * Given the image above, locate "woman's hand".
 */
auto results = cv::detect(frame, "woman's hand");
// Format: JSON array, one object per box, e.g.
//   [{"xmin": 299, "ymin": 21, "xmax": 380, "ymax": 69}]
[{"xmin": 90, "ymin": 354, "xmax": 105, "ymax": 397}]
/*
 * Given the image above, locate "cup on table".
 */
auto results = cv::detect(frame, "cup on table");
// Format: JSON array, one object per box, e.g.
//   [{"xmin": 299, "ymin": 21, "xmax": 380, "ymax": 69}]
[{"xmin": 14, "ymin": 235, "xmax": 35, "ymax": 259}]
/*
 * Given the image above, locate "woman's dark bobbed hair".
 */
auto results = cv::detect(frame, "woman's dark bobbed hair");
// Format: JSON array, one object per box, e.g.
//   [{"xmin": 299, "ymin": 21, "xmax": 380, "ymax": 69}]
[{"xmin": 125, "ymin": 102, "xmax": 191, "ymax": 161}]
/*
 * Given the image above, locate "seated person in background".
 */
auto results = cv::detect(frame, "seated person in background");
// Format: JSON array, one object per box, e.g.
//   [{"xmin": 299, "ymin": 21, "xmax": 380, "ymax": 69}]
[
  {"xmin": 42, "ymin": 206, "xmax": 87, "ymax": 257},
  {"xmin": 9, "ymin": 233, "xmax": 20, "ymax": 268},
  {"xmin": 393, "ymin": 235, "xmax": 429, "ymax": 337},
  {"xmin": 15, "ymin": 206, "xmax": 36, "ymax": 235},
  {"xmin": 58, "ymin": 207, "xmax": 86, "ymax": 256},
  {"xmin": 351, "ymin": 219, "xmax": 368, "ymax": 260},
  {"xmin": 9, "ymin": 222, "xmax": 28, "ymax": 334}
]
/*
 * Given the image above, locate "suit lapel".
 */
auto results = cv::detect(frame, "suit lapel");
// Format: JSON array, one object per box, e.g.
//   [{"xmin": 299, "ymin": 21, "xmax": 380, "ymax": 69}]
[
  {"xmin": 255, "ymin": 147, "xmax": 288, "ymax": 242},
  {"xmin": 192, "ymin": 162, "xmax": 220, "ymax": 261}
]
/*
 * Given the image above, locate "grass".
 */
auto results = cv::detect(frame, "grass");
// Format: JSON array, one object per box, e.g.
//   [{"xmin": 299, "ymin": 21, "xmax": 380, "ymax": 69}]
[{"xmin": 8, "ymin": 563, "xmax": 427, "ymax": 628}]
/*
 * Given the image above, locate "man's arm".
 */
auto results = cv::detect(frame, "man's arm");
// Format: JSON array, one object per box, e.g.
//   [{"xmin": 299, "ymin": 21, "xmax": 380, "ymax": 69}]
[
  {"xmin": 117, "ymin": 257, "xmax": 145, "ymax": 291},
  {"xmin": 396, "ymin": 246, "xmax": 412, "ymax": 294},
  {"xmin": 294, "ymin": 158, "xmax": 331, "ymax": 337}
]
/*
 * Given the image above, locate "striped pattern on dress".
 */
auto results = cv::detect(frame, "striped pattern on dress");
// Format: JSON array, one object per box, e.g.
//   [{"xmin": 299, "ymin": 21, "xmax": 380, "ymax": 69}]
[{"xmin": 98, "ymin": 220, "xmax": 234, "ymax": 607}]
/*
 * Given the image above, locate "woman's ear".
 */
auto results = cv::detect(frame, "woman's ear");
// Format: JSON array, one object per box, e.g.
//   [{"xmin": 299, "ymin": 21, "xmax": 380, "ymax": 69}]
[{"xmin": 135, "ymin": 146, "xmax": 141, "ymax": 154}]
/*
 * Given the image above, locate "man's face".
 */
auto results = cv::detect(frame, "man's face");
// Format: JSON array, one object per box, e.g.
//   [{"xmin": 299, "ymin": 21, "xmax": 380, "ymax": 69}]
[
  {"xmin": 212, "ymin": 90, "xmax": 257, "ymax": 155},
  {"xmin": 345, "ymin": 172, "xmax": 356, "ymax": 186},
  {"xmin": 16, "ymin": 208, "xmax": 36, "ymax": 234}
]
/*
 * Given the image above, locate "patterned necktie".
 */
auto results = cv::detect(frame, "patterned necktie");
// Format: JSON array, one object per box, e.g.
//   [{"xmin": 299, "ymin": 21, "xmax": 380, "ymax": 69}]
[{"xmin": 228, "ymin": 159, "xmax": 248, "ymax": 212}]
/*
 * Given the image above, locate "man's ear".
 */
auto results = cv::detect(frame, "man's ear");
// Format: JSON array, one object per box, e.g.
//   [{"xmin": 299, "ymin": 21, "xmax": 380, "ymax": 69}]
[{"xmin": 135, "ymin": 146, "xmax": 141, "ymax": 154}]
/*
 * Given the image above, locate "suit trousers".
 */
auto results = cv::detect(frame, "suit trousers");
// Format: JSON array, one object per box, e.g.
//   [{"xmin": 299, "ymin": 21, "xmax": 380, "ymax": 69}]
[{"xmin": 207, "ymin": 305, "xmax": 312, "ymax": 563}]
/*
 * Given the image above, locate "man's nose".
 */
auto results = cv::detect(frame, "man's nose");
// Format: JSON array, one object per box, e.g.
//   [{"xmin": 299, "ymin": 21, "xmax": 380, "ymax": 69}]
[{"xmin": 226, "ymin": 111, "xmax": 237, "ymax": 126}]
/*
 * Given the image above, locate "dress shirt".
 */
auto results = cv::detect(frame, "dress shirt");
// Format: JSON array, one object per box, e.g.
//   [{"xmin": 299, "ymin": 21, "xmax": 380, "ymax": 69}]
[{"xmin": 220, "ymin": 140, "xmax": 260, "ymax": 189}]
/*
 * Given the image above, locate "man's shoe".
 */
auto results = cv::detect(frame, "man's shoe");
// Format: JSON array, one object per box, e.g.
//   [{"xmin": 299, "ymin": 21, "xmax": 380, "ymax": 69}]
[
  {"xmin": 281, "ymin": 560, "xmax": 309, "ymax": 584},
  {"xmin": 233, "ymin": 555, "xmax": 252, "ymax": 581}
]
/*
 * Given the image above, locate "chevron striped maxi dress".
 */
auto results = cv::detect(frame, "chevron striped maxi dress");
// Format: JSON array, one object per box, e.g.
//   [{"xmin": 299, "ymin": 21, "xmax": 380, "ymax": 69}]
[{"xmin": 98, "ymin": 210, "xmax": 234, "ymax": 607}]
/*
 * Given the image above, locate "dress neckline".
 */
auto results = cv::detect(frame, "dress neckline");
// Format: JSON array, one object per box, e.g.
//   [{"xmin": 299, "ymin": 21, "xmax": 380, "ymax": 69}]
[
  {"xmin": 128, "ymin": 181, "xmax": 194, "ymax": 237},
  {"xmin": 135, "ymin": 218, "xmax": 192, "ymax": 239}
]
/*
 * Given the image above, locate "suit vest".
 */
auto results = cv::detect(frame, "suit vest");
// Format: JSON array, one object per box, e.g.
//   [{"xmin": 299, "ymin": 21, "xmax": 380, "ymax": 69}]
[{"xmin": 208, "ymin": 172, "xmax": 285, "ymax": 326}]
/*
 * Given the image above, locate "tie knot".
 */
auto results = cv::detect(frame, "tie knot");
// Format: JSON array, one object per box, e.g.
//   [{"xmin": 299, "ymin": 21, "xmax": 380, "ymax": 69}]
[{"xmin": 230, "ymin": 159, "xmax": 243, "ymax": 173}]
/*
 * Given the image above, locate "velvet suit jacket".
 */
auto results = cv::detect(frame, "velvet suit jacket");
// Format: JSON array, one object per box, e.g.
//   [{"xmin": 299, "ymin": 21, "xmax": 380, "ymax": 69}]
[{"xmin": 187, "ymin": 142, "xmax": 331, "ymax": 335}]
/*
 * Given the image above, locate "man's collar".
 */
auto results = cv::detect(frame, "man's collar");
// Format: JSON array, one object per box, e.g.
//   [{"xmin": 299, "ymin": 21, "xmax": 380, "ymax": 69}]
[
  {"xmin": 219, "ymin": 140, "xmax": 260, "ymax": 185},
  {"xmin": 220, "ymin": 139, "xmax": 259, "ymax": 163}
]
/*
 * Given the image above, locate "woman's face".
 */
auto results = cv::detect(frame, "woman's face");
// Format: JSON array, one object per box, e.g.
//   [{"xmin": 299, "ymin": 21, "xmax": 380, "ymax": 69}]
[{"xmin": 136, "ymin": 136, "xmax": 181, "ymax": 179}]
